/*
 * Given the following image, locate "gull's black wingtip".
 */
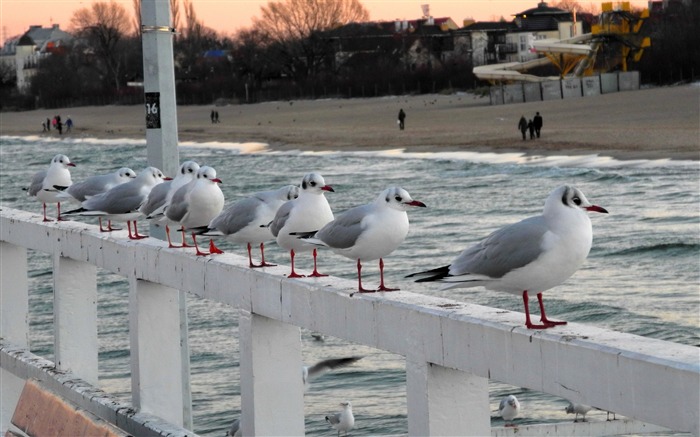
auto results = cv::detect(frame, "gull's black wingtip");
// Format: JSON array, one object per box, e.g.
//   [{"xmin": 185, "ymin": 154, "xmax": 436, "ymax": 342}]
[{"xmin": 405, "ymin": 265, "xmax": 451, "ymax": 282}]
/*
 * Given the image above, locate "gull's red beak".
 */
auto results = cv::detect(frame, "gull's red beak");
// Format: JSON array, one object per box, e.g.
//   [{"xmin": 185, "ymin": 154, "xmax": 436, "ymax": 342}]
[
  {"xmin": 322, "ymin": 185, "xmax": 334, "ymax": 192},
  {"xmin": 163, "ymin": 176, "xmax": 173, "ymax": 181},
  {"xmin": 212, "ymin": 178, "xmax": 222, "ymax": 184},
  {"xmin": 67, "ymin": 163, "xmax": 76, "ymax": 167},
  {"xmin": 586, "ymin": 205, "xmax": 608, "ymax": 214},
  {"xmin": 406, "ymin": 200, "xmax": 426, "ymax": 207}
]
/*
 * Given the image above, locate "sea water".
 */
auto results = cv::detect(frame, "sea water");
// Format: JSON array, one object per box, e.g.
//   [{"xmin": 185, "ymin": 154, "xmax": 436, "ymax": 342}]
[{"xmin": 1, "ymin": 134, "xmax": 698, "ymax": 436}]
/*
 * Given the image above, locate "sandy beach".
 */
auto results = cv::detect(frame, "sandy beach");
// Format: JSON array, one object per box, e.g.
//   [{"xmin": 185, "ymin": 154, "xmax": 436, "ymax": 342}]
[{"xmin": 1, "ymin": 83, "xmax": 698, "ymax": 161}]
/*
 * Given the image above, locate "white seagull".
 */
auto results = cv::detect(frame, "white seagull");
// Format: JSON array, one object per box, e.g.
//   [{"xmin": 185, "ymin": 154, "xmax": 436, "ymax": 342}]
[
  {"xmin": 303, "ymin": 187, "xmax": 425, "ymax": 292},
  {"xmin": 27, "ymin": 154, "xmax": 75, "ymax": 221},
  {"xmin": 565, "ymin": 402, "xmax": 592, "ymax": 422},
  {"xmin": 270, "ymin": 173, "xmax": 334, "ymax": 277},
  {"xmin": 61, "ymin": 167, "xmax": 136, "ymax": 231},
  {"xmin": 63, "ymin": 167, "xmax": 170, "ymax": 239},
  {"xmin": 407, "ymin": 185, "xmax": 608, "ymax": 329},
  {"xmin": 325, "ymin": 401, "xmax": 354, "ymax": 437},
  {"xmin": 141, "ymin": 160, "xmax": 200, "ymax": 247},
  {"xmin": 165, "ymin": 166, "xmax": 225, "ymax": 256},
  {"xmin": 498, "ymin": 395, "xmax": 520, "ymax": 426},
  {"xmin": 204, "ymin": 185, "xmax": 299, "ymax": 267}
]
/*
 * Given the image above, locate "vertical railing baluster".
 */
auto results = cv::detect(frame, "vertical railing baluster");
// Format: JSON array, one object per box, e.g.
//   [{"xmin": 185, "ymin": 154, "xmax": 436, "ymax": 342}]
[
  {"xmin": 53, "ymin": 254, "xmax": 98, "ymax": 385},
  {"xmin": 239, "ymin": 310, "xmax": 305, "ymax": 436},
  {"xmin": 129, "ymin": 277, "xmax": 193, "ymax": 428},
  {"xmin": 0, "ymin": 242, "xmax": 29, "ymax": 431},
  {"xmin": 406, "ymin": 359, "xmax": 490, "ymax": 436}
]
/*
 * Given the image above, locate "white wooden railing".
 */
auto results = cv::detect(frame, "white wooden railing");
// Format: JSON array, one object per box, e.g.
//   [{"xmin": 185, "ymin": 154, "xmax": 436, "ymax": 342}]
[{"xmin": 1, "ymin": 207, "xmax": 698, "ymax": 436}]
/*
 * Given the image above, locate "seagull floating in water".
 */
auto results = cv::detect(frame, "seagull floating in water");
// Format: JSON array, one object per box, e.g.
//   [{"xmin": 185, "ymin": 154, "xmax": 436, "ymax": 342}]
[
  {"xmin": 498, "ymin": 394, "xmax": 520, "ymax": 426},
  {"xmin": 270, "ymin": 173, "xmax": 334, "ymax": 277},
  {"xmin": 301, "ymin": 187, "xmax": 425, "ymax": 293},
  {"xmin": 325, "ymin": 401, "xmax": 354, "ymax": 437},
  {"xmin": 27, "ymin": 154, "xmax": 75, "ymax": 221},
  {"xmin": 407, "ymin": 185, "xmax": 608, "ymax": 329}
]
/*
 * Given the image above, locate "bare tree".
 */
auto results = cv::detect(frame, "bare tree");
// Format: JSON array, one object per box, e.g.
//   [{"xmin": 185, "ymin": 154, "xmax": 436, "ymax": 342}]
[
  {"xmin": 71, "ymin": 1, "xmax": 131, "ymax": 92},
  {"xmin": 133, "ymin": 0, "xmax": 142, "ymax": 35},
  {"xmin": 552, "ymin": 0, "xmax": 599, "ymax": 15},
  {"xmin": 252, "ymin": 0, "xmax": 369, "ymax": 79},
  {"xmin": 171, "ymin": 0, "xmax": 181, "ymax": 33}
]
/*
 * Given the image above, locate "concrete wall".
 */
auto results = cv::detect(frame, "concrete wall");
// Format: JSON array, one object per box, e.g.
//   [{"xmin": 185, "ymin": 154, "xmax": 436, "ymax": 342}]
[
  {"xmin": 619, "ymin": 71, "xmax": 640, "ymax": 91},
  {"xmin": 561, "ymin": 77, "xmax": 582, "ymax": 98},
  {"xmin": 601, "ymin": 72, "xmax": 619, "ymax": 93},
  {"xmin": 503, "ymin": 84, "xmax": 524, "ymax": 104},
  {"xmin": 582, "ymin": 76, "xmax": 601, "ymax": 96},
  {"xmin": 541, "ymin": 80, "xmax": 562, "ymax": 100},
  {"xmin": 490, "ymin": 86, "xmax": 504, "ymax": 105},
  {"xmin": 523, "ymin": 82, "xmax": 542, "ymax": 102}
]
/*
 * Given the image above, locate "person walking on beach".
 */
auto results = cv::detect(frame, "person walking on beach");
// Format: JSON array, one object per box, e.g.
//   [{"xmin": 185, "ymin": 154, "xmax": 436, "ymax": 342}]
[
  {"xmin": 518, "ymin": 116, "xmax": 528, "ymax": 140},
  {"xmin": 528, "ymin": 119, "xmax": 535, "ymax": 139},
  {"xmin": 398, "ymin": 109, "xmax": 406, "ymax": 130},
  {"xmin": 210, "ymin": 110, "xmax": 216, "ymax": 124},
  {"xmin": 66, "ymin": 117, "xmax": 73, "ymax": 132},
  {"xmin": 533, "ymin": 112, "xmax": 543, "ymax": 138},
  {"xmin": 46, "ymin": 117, "xmax": 51, "ymax": 132}
]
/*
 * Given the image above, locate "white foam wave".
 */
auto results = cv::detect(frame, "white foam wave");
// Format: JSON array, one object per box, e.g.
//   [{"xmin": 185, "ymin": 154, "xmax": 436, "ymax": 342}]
[{"xmin": 2, "ymin": 135, "xmax": 696, "ymax": 169}]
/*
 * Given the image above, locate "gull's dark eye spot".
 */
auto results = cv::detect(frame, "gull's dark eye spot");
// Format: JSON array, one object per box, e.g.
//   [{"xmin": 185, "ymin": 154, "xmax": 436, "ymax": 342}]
[
  {"xmin": 395, "ymin": 195, "xmax": 402, "ymax": 202},
  {"xmin": 385, "ymin": 196, "xmax": 390, "ymax": 202},
  {"xmin": 181, "ymin": 168, "xmax": 185, "ymax": 174},
  {"xmin": 573, "ymin": 196, "xmax": 581, "ymax": 206},
  {"xmin": 309, "ymin": 180, "xmax": 316, "ymax": 187}
]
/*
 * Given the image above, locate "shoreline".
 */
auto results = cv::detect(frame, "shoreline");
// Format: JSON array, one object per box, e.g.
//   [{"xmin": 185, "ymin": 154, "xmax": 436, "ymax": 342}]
[{"xmin": 1, "ymin": 83, "xmax": 698, "ymax": 161}]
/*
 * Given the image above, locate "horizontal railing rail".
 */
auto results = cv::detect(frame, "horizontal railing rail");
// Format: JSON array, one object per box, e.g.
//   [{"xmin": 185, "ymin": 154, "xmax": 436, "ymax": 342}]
[{"xmin": 1, "ymin": 207, "xmax": 698, "ymax": 436}]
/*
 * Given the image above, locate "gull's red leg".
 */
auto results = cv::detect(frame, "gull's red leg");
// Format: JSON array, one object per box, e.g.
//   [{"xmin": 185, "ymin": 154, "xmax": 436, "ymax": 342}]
[
  {"xmin": 42, "ymin": 203, "xmax": 49, "ymax": 222},
  {"xmin": 287, "ymin": 249, "xmax": 305, "ymax": 278},
  {"xmin": 193, "ymin": 234, "xmax": 210, "ymax": 256},
  {"xmin": 308, "ymin": 249, "xmax": 327, "ymax": 277},
  {"xmin": 355, "ymin": 259, "xmax": 376, "ymax": 293},
  {"xmin": 537, "ymin": 292, "xmax": 567, "ymax": 326},
  {"xmin": 377, "ymin": 258, "xmax": 399, "ymax": 292},
  {"xmin": 56, "ymin": 203, "xmax": 65, "ymax": 221},
  {"xmin": 132, "ymin": 221, "xmax": 147, "ymax": 239},
  {"xmin": 523, "ymin": 290, "xmax": 549, "ymax": 329},
  {"xmin": 258, "ymin": 243, "xmax": 275, "ymax": 267},
  {"xmin": 209, "ymin": 239, "xmax": 224, "ymax": 254}
]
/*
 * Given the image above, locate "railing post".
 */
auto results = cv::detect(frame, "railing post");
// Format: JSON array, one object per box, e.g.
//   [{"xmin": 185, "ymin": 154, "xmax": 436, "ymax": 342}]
[
  {"xmin": 53, "ymin": 254, "xmax": 98, "ymax": 385},
  {"xmin": 406, "ymin": 358, "xmax": 490, "ymax": 436},
  {"xmin": 129, "ymin": 278, "xmax": 193, "ymax": 428},
  {"xmin": 239, "ymin": 310, "xmax": 305, "ymax": 436},
  {"xmin": 0, "ymin": 242, "xmax": 29, "ymax": 431}
]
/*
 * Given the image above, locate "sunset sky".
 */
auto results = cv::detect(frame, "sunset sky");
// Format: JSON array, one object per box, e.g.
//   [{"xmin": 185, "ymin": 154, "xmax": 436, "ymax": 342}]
[{"xmin": 1, "ymin": 0, "xmax": 651, "ymax": 45}]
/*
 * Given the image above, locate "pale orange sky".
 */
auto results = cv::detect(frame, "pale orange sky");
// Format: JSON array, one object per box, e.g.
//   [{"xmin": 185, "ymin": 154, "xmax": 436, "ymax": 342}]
[{"xmin": 1, "ymin": 0, "xmax": 650, "ymax": 45}]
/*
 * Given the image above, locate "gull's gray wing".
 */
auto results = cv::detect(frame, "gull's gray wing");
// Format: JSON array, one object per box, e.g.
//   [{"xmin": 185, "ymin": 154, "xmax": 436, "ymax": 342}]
[
  {"xmin": 227, "ymin": 418, "xmax": 240, "ymax": 437},
  {"xmin": 82, "ymin": 180, "xmax": 145, "ymax": 214},
  {"xmin": 450, "ymin": 216, "xmax": 548, "ymax": 279},
  {"xmin": 140, "ymin": 180, "xmax": 171, "ymax": 216},
  {"xmin": 499, "ymin": 397, "xmax": 507, "ymax": 413},
  {"xmin": 28, "ymin": 170, "xmax": 47, "ymax": 196},
  {"xmin": 210, "ymin": 196, "xmax": 262, "ymax": 235},
  {"xmin": 305, "ymin": 356, "xmax": 363, "ymax": 382},
  {"xmin": 270, "ymin": 201, "xmax": 294, "ymax": 237},
  {"xmin": 326, "ymin": 412, "xmax": 341, "ymax": 426},
  {"xmin": 315, "ymin": 204, "xmax": 372, "ymax": 249},
  {"xmin": 165, "ymin": 183, "xmax": 190, "ymax": 223},
  {"xmin": 67, "ymin": 173, "xmax": 117, "ymax": 202}
]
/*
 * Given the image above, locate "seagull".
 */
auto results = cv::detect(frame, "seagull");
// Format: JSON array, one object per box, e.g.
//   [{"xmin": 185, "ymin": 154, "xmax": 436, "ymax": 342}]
[
  {"xmin": 60, "ymin": 167, "xmax": 136, "ymax": 231},
  {"xmin": 270, "ymin": 173, "xmax": 334, "ymax": 278},
  {"xmin": 301, "ymin": 187, "xmax": 425, "ymax": 292},
  {"xmin": 165, "ymin": 166, "xmax": 225, "ymax": 256},
  {"xmin": 407, "ymin": 185, "xmax": 608, "ymax": 329},
  {"xmin": 27, "ymin": 154, "xmax": 75, "ymax": 221},
  {"xmin": 226, "ymin": 418, "xmax": 241, "ymax": 437},
  {"xmin": 498, "ymin": 395, "xmax": 520, "ymax": 426},
  {"xmin": 204, "ymin": 185, "xmax": 299, "ymax": 267},
  {"xmin": 566, "ymin": 402, "xmax": 592, "ymax": 422},
  {"xmin": 302, "ymin": 356, "xmax": 363, "ymax": 391},
  {"xmin": 325, "ymin": 401, "xmax": 354, "ymax": 437},
  {"xmin": 141, "ymin": 160, "xmax": 200, "ymax": 247},
  {"xmin": 63, "ymin": 167, "xmax": 170, "ymax": 239}
]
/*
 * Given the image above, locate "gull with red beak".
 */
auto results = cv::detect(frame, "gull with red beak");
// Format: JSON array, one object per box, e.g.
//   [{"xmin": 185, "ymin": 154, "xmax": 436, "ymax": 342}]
[
  {"xmin": 270, "ymin": 172, "xmax": 334, "ymax": 277},
  {"xmin": 408, "ymin": 185, "xmax": 608, "ymax": 329},
  {"xmin": 301, "ymin": 187, "xmax": 426, "ymax": 292},
  {"xmin": 27, "ymin": 154, "xmax": 76, "ymax": 221}
]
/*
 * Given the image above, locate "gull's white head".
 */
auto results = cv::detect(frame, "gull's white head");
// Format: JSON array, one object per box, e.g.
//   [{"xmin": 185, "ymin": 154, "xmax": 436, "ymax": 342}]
[
  {"xmin": 545, "ymin": 185, "xmax": 608, "ymax": 217},
  {"xmin": 300, "ymin": 173, "xmax": 334, "ymax": 195},
  {"xmin": 377, "ymin": 187, "xmax": 426, "ymax": 211},
  {"xmin": 178, "ymin": 161, "xmax": 200, "ymax": 180},
  {"xmin": 197, "ymin": 166, "xmax": 222, "ymax": 184},
  {"xmin": 117, "ymin": 167, "xmax": 137, "ymax": 179},
  {"xmin": 51, "ymin": 154, "xmax": 75, "ymax": 168}
]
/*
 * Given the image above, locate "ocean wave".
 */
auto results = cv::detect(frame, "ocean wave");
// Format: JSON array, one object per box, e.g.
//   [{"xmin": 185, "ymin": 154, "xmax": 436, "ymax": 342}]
[
  {"xmin": 605, "ymin": 242, "xmax": 699, "ymax": 257},
  {"xmin": 3, "ymin": 134, "xmax": 698, "ymax": 169}
]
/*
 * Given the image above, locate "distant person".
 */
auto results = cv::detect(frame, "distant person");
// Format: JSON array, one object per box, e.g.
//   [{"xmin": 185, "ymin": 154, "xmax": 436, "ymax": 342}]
[
  {"xmin": 210, "ymin": 110, "xmax": 216, "ymax": 124},
  {"xmin": 533, "ymin": 112, "xmax": 543, "ymax": 138},
  {"xmin": 214, "ymin": 110, "xmax": 220, "ymax": 123},
  {"xmin": 42, "ymin": 121, "xmax": 47, "ymax": 132},
  {"xmin": 398, "ymin": 108, "xmax": 406, "ymax": 130},
  {"xmin": 528, "ymin": 119, "xmax": 535, "ymax": 139},
  {"xmin": 57, "ymin": 120, "xmax": 63, "ymax": 135},
  {"xmin": 518, "ymin": 115, "xmax": 528, "ymax": 140},
  {"xmin": 46, "ymin": 117, "xmax": 51, "ymax": 131},
  {"xmin": 66, "ymin": 117, "xmax": 73, "ymax": 132}
]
